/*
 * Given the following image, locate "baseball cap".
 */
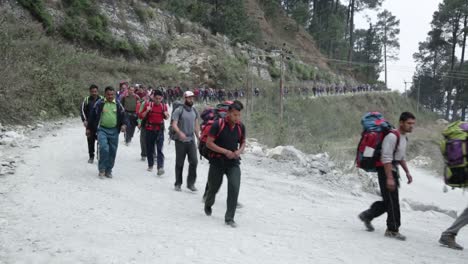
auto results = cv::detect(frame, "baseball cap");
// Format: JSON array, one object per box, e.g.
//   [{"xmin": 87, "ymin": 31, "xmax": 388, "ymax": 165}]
[{"xmin": 184, "ymin": 91, "xmax": 195, "ymax": 98}]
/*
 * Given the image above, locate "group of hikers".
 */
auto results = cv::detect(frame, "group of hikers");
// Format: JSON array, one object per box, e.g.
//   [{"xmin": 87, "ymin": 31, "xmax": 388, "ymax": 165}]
[
  {"xmin": 80, "ymin": 81, "xmax": 467, "ymax": 247},
  {"xmin": 80, "ymin": 81, "xmax": 246, "ymax": 227}
]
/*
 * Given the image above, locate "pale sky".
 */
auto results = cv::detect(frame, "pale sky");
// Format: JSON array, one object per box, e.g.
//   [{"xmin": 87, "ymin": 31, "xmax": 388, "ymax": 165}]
[{"xmin": 355, "ymin": 0, "xmax": 442, "ymax": 92}]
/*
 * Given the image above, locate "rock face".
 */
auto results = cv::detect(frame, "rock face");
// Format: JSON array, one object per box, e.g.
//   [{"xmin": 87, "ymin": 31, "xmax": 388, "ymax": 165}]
[{"xmin": 2, "ymin": 0, "xmax": 349, "ymax": 85}]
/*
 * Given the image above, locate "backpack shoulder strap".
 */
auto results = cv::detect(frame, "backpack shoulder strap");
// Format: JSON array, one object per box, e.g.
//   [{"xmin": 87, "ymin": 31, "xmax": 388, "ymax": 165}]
[
  {"xmin": 216, "ymin": 118, "xmax": 225, "ymax": 137},
  {"xmin": 389, "ymin": 130, "xmax": 401, "ymax": 159}
]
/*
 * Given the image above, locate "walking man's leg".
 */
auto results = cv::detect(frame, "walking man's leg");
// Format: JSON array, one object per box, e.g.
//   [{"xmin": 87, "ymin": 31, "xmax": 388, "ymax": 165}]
[
  {"xmin": 97, "ymin": 129, "xmax": 109, "ymax": 174},
  {"xmin": 140, "ymin": 128, "xmax": 147, "ymax": 160},
  {"xmin": 440, "ymin": 206, "xmax": 468, "ymax": 250},
  {"xmin": 186, "ymin": 141, "xmax": 198, "ymax": 189},
  {"xmin": 106, "ymin": 128, "xmax": 119, "ymax": 176},
  {"xmin": 146, "ymin": 130, "xmax": 157, "ymax": 170},
  {"xmin": 156, "ymin": 131, "xmax": 165, "ymax": 173},
  {"xmin": 174, "ymin": 141, "xmax": 186, "ymax": 189},
  {"xmin": 204, "ymin": 164, "xmax": 225, "ymax": 215},
  {"xmin": 225, "ymin": 165, "xmax": 241, "ymax": 224}
]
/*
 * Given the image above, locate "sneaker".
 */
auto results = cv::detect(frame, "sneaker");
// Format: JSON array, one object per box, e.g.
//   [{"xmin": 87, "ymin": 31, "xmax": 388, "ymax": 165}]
[
  {"xmin": 105, "ymin": 172, "xmax": 113, "ymax": 178},
  {"xmin": 157, "ymin": 168, "xmax": 165, "ymax": 176},
  {"xmin": 174, "ymin": 185, "xmax": 182, "ymax": 192},
  {"xmin": 88, "ymin": 158, "xmax": 94, "ymax": 164},
  {"xmin": 141, "ymin": 156, "xmax": 146, "ymax": 162},
  {"xmin": 187, "ymin": 185, "xmax": 198, "ymax": 192},
  {"xmin": 439, "ymin": 233, "xmax": 464, "ymax": 250},
  {"xmin": 204, "ymin": 206, "xmax": 212, "ymax": 216},
  {"xmin": 225, "ymin": 220, "xmax": 237, "ymax": 228},
  {"xmin": 147, "ymin": 167, "xmax": 153, "ymax": 172},
  {"xmin": 98, "ymin": 171, "xmax": 105, "ymax": 179},
  {"xmin": 384, "ymin": 230, "xmax": 406, "ymax": 241},
  {"xmin": 236, "ymin": 202, "xmax": 244, "ymax": 209},
  {"xmin": 358, "ymin": 212, "xmax": 375, "ymax": 232}
]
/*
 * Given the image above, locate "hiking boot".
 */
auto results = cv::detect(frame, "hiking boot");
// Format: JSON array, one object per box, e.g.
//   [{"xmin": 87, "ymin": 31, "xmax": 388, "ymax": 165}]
[
  {"xmin": 187, "ymin": 185, "xmax": 198, "ymax": 192},
  {"xmin": 384, "ymin": 230, "xmax": 406, "ymax": 241},
  {"xmin": 358, "ymin": 212, "xmax": 375, "ymax": 232},
  {"xmin": 147, "ymin": 167, "xmax": 153, "ymax": 172},
  {"xmin": 105, "ymin": 172, "xmax": 113, "ymax": 178},
  {"xmin": 225, "ymin": 220, "xmax": 237, "ymax": 228},
  {"xmin": 174, "ymin": 185, "xmax": 182, "ymax": 192},
  {"xmin": 98, "ymin": 171, "xmax": 105, "ymax": 179},
  {"xmin": 157, "ymin": 168, "xmax": 165, "ymax": 176},
  {"xmin": 204, "ymin": 206, "xmax": 212, "ymax": 216},
  {"xmin": 439, "ymin": 233, "xmax": 464, "ymax": 250},
  {"xmin": 88, "ymin": 158, "xmax": 94, "ymax": 164}
]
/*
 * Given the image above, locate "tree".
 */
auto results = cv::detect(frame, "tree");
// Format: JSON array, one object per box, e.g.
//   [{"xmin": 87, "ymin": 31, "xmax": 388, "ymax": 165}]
[
  {"xmin": 376, "ymin": 10, "xmax": 400, "ymax": 88},
  {"xmin": 346, "ymin": 0, "xmax": 383, "ymax": 63}
]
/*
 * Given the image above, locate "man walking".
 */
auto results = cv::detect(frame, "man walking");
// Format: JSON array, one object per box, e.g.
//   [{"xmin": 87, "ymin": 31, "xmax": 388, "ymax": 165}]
[
  {"xmin": 139, "ymin": 90, "xmax": 169, "ymax": 175},
  {"xmin": 171, "ymin": 91, "xmax": 200, "ymax": 192},
  {"xmin": 439, "ymin": 206, "xmax": 468, "ymax": 250},
  {"xmin": 87, "ymin": 86, "xmax": 127, "ymax": 179},
  {"xmin": 358, "ymin": 112, "xmax": 416, "ymax": 240},
  {"xmin": 120, "ymin": 85, "xmax": 140, "ymax": 145},
  {"xmin": 204, "ymin": 101, "xmax": 246, "ymax": 228},
  {"xmin": 80, "ymin": 84, "xmax": 102, "ymax": 164}
]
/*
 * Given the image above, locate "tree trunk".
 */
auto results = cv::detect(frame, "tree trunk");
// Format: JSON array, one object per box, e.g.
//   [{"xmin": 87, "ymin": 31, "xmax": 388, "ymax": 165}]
[
  {"xmin": 347, "ymin": 0, "xmax": 355, "ymax": 63},
  {"xmin": 445, "ymin": 13, "xmax": 461, "ymax": 120}
]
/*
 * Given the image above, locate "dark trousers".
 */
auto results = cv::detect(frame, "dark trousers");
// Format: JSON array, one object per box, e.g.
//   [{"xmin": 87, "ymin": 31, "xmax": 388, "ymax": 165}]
[
  {"xmin": 363, "ymin": 167, "xmax": 401, "ymax": 232},
  {"xmin": 140, "ymin": 128, "xmax": 147, "ymax": 157},
  {"xmin": 125, "ymin": 112, "xmax": 138, "ymax": 143},
  {"xmin": 146, "ymin": 129, "xmax": 164, "ymax": 169},
  {"xmin": 87, "ymin": 128, "xmax": 97, "ymax": 159},
  {"xmin": 204, "ymin": 162, "xmax": 241, "ymax": 222},
  {"xmin": 174, "ymin": 140, "xmax": 198, "ymax": 187}
]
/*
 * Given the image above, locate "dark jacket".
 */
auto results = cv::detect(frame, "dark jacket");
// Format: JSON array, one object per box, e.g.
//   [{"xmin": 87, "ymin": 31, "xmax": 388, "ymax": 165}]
[
  {"xmin": 87, "ymin": 98, "xmax": 127, "ymax": 132},
  {"xmin": 80, "ymin": 95, "xmax": 103, "ymax": 123}
]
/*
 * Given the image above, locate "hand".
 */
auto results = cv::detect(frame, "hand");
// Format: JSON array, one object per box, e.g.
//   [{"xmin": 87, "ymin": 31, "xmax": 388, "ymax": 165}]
[
  {"xmin": 234, "ymin": 150, "xmax": 242, "ymax": 158},
  {"xmin": 164, "ymin": 112, "xmax": 169, "ymax": 119},
  {"xmin": 137, "ymin": 124, "xmax": 142, "ymax": 129},
  {"xmin": 225, "ymin": 151, "xmax": 236, "ymax": 160},
  {"xmin": 86, "ymin": 129, "xmax": 91, "ymax": 137},
  {"xmin": 406, "ymin": 173, "xmax": 413, "ymax": 184},
  {"xmin": 178, "ymin": 132, "xmax": 187, "ymax": 141},
  {"xmin": 83, "ymin": 121, "xmax": 88, "ymax": 127},
  {"xmin": 386, "ymin": 177, "xmax": 396, "ymax": 192},
  {"xmin": 121, "ymin": 125, "xmax": 127, "ymax": 133}
]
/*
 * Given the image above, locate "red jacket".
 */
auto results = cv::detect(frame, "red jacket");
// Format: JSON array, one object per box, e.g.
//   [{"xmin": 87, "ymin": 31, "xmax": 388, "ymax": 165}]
[{"xmin": 139, "ymin": 102, "xmax": 168, "ymax": 131}]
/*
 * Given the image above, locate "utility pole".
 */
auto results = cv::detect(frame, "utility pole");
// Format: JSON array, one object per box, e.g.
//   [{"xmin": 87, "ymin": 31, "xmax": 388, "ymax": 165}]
[
  {"xmin": 245, "ymin": 56, "xmax": 250, "ymax": 118},
  {"xmin": 279, "ymin": 51, "xmax": 284, "ymax": 123},
  {"xmin": 417, "ymin": 77, "xmax": 421, "ymax": 112}
]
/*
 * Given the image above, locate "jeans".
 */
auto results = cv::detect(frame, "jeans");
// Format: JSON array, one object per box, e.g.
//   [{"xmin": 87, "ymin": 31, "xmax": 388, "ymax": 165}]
[
  {"xmin": 146, "ymin": 129, "xmax": 165, "ymax": 169},
  {"xmin": 97, "ymin": 127, "xmax": 119, "ymax": 173}
]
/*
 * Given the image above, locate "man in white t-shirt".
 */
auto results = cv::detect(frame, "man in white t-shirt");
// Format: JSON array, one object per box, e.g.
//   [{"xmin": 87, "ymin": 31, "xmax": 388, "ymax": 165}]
[{"xmin": 359, "ymin": 112, "xmax": 416, "ymax": 241}]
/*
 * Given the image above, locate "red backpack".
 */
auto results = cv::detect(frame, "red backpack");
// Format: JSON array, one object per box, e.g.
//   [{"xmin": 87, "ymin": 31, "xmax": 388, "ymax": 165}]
[
  {"xmin": 198, "ymin": 102, "xmax": 242, "ymax": 160},
  {"xmin": 356, "ymin": 112, "xmax": 400, "ymax": 172}
]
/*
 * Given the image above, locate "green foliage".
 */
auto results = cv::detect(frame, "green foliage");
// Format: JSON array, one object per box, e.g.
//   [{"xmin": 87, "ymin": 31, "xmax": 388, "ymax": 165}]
[
  {"xmin": 0, "ymin": 13, "xmax": 183, "ymax": 124},
  {"xmin": 246, "ymin": 89, "xmax": 439, "ymax": 157},
  {"xmin": 17, "ymin": 0, "xmax": 53, "ymax": 32},
  {"xmin": 268, "ymin": 65, "xmax": 280, "ymax": 79},
  {"xmin": 160, "ymin": 0, "xmax": 259, "ymax": 44}
]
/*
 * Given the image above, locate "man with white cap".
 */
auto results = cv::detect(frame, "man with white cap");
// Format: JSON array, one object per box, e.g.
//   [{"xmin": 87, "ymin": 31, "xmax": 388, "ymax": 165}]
[{"xmin": 171, "ymin": 91, "xmax": 200, "ymax": 192}]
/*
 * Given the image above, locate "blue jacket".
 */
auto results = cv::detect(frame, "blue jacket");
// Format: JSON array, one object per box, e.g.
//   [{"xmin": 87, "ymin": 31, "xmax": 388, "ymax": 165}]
[{"xmin": 87, "ymin": 98, "xmax": 127, "ymax": 132}]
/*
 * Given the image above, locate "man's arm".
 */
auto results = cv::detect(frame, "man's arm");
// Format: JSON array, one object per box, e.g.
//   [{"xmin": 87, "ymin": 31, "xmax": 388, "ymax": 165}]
[
  {"xmin": 399, "ymin": 160, "xmax": 413, "ymax": 184},
  {"xmin": 194, "ymin": 118, "xmax": 200, "ymax": 141},
  {"xmin": 381, "ymin": 133, "xmax": 398, "ymax": 191},
  {"xmin": 207, "ymin": 136, "xmax": 235, "ymax": 159},
  {"xmin": 171, "ymin": 108, "xmax": 187, "ymax": 141}
]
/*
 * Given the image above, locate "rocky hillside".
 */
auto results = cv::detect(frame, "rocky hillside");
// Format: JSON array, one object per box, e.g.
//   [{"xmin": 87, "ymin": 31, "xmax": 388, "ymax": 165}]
[{"xmin": 2, "ymin": 0, "xmax": 353, "ymax": 86}]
